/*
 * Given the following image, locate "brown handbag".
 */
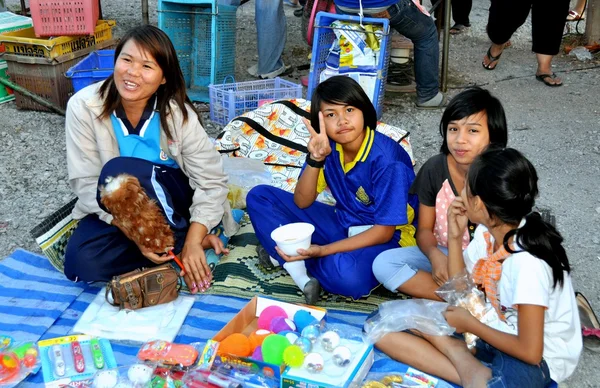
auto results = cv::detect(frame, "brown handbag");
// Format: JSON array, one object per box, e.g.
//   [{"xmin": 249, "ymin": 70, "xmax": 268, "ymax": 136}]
[{"xmin": 106, "ymin": 263, "xmax": 180, "ymax": 310}]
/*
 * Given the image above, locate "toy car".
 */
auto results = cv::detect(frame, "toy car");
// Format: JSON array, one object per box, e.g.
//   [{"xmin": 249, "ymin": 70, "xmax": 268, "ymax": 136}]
[{"xmin": 137, "ymin": 341, "xmax": 198, "ymax": 367}]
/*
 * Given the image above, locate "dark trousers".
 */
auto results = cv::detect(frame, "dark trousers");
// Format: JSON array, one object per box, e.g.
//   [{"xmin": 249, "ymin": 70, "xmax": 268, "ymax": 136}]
[
  {"xmin": 487, "ymin": 0, "xmax": 569, "ymax": 55},
  {"xmin": 452, "ymin": 0, "xmax": 472, "ymax": 26},
  {"xmin": 64, "ymin": 157, "xmax": 193, "ymax": 282}
]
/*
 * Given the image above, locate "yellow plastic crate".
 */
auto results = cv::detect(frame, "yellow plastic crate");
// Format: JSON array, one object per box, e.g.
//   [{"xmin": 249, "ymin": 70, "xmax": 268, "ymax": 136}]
[{"xmin": 0, "ymin": 20, "xmax": 115, "ymax": 60}]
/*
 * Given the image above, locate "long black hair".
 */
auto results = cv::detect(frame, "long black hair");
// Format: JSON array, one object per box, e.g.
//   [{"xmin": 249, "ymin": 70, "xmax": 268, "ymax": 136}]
[
  {"xmin": 99, "ymin": 25, "xmax": 194, "ymax": 140},
  {"xmin": 310, "ymin": 76, "xmax": 377, "ymax": 134},
  {"xmin": 467, "ymin": 147, "xmax": 570, "ymax": 288},
  {"xmin": 439, "ymin": 87, "xmax": 508, "ymax": 154}
]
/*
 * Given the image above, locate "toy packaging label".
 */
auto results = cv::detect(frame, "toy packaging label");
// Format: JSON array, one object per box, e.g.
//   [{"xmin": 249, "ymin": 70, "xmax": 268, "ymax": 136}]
[{"xmin": 38, "ymin": 335, "xmax": 117, "ymax": 387}]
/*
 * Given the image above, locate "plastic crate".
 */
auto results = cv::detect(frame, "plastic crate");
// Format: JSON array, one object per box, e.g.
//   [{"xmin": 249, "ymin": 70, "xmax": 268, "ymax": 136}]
[
  {"xmin": 307, "ymin": 12, "xmax": 390, "ymax": 119},
  {"xmin": 2, "ymin": 38, "xmax": 115, "ymax": 112},
  {"xmin": 208, "ymin": 77, "xmax": 303, "ymax": 125},
  {"xmin": 0, "ymin": 20, "xmax": 115, "ymax": 60},
  {"xmin": 65, "ymin": 49, "xmax": 114, "ymax": 92},
  {"xmin": 30, "ymin": 0, "xmax": 99, "ymax": 37},
  {"xmin": 158, "ymin": 0, "xmax": 236, "ymax": 102}
]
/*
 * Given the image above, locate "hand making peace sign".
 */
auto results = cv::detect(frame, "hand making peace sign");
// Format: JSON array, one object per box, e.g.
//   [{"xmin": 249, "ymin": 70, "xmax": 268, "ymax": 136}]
[{"xmin": 302, "ymin": 112, "xmax": 331, "ymax": 162}]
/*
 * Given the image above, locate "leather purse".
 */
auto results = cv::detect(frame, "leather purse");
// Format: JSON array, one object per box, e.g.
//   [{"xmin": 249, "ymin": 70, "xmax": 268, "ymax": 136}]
[{"xmin": 106, "ymin": 263, "xmax": 180, "ymax": 310}]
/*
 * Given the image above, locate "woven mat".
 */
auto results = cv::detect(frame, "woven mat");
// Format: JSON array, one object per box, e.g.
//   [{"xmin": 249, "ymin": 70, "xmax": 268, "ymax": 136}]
[{"xmin": 206, "ymin": 214, "xmax": 408, "ymax": 313}]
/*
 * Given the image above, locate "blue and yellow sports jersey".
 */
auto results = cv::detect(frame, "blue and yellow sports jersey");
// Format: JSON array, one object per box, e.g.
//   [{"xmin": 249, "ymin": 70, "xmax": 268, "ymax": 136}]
[{"xmin": 309, "ymin": 127, "xmax": 418, "ymax": 246}]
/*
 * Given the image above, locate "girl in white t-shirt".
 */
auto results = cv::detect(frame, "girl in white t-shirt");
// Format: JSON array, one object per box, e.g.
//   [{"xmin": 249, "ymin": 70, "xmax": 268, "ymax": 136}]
[{"xmin": 376, "ymin": 148, "xmax": 582, "ymax": 387}]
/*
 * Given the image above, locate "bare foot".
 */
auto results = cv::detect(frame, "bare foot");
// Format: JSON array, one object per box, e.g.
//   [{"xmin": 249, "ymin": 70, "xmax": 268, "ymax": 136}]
[{"xmin": 482, "ymin": 43, "xmax": 505, "ymax": 70}]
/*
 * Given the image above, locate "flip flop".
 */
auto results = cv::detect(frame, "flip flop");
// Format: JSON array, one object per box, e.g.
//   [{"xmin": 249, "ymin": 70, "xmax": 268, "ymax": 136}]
[
  {"xmin": 482, "ymin": 46, "xmax": 502, "ymax": 70},
  {"xmin": 576, "ymin": 292, "xmax": 600, "ymax": 352},
  {"xmin": 449, "ymin": 23, "xmax": 469, "ymax": 35},
  {"xmin": 535, "ymin": 73, "xmax": 563, "ymax": 87},
  {"xmin": 567, "ymin": 10, "xmax": 584, "ymax": 21}
]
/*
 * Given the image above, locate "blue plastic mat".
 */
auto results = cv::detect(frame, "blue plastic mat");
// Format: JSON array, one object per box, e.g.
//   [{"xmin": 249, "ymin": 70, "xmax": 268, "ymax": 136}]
[{"xmin": 2, "ymin": 249, "xmax": 458, "ymax": 387}]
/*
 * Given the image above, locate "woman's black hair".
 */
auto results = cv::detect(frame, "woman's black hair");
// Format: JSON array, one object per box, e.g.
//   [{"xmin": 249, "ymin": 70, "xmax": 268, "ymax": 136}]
[
  {"xmin": 310, "ymin": 76, "xmax": 377, "ymax": 133},
  {"xmin": 439, "ymin": 86, "xmax": 508, "ymax": 154},
  {"xmin": 467, "ymin": 147, "xmax": 570, "ymax": 288},
  {"xmin": 99, "ymin": 25, "xmax": 195, "ymax": 140}
]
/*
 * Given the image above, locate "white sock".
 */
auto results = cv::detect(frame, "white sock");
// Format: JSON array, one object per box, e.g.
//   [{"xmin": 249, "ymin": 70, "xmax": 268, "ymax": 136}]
[
  {"xmin": 269, "ymin": 256, "xmax": 281, "ymax": 267},
  {"xmin": 283, "ymin": 261, "xmax": 311, "ymax": 290}
]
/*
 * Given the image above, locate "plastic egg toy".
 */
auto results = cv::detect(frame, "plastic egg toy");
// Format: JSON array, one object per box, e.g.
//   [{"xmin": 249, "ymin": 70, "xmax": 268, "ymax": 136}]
[
  {"xmin": 93, "ymin": 369, "xmax": 118, "ymax": 388},
  {"xmin": 320, "ymin": 330, "xmax": 340, "ymax": 352},
  {"xmin": 294, "ymin": 337, "xmax": 312, "ymax": 353},
  {"xmin": 127, "ymin": 364, "xmax": 153, "ymax": 385},
  {"xmin": 301, "ymin": 324, "xmax": 320, "ymax": 343},
  {"xmin": 332, "ymin": 346, "xmax": 351, "ymax": 367},
  {"xmin": 303, "ymin": 352, "xmax": 324, "ymax": 373}
]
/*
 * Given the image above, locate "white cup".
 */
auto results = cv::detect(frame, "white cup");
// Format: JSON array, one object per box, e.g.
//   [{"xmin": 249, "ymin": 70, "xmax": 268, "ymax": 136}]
[{"xmin": 271, "ymin": 222, "xmax": 315, "ymax": 256}]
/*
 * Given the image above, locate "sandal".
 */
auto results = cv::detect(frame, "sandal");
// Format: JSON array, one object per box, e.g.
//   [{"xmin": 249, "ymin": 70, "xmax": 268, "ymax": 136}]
[
  {"xmin": 567, "ymin": 10, "xmax": 584, "ymax": 21},
  {"xmin": 482, "ymin": 45, "xmax": 503, "ymax": 70},
  {"xmin": 535, "ymin": 73, "xmax": 563, "ymax": 87},
  {"xmin": 576, "ymin": 292, "xmax": 600, "ymax": 352},
  {"xmin": 449, "ymin": 23, "xmax": 470, "ymax": 35}
]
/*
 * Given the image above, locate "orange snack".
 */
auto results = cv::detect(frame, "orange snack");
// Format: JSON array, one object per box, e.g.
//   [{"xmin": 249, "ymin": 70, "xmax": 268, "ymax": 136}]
[
  {"xmin": 217, "ymin": 333, "xmax": 252, "ymax": 357},
  {"xmin": 249, "ymin": 329, "xmax": 272, "ymax": 351}
]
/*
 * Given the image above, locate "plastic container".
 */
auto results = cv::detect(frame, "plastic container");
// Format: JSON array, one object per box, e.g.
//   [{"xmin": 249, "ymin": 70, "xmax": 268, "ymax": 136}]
[
  {"xmin": 307, "ymin": 12, "xmax": 390, "ymax": 119},
  {"xmin": 2, "ymin": 38, "xmax": 115, "ymax": 112},
  {"xmin": 0, "ymin": 11, "xmax": 33, "ymax": 101},
  {"xmin": 208, "ymin": 77, "xmax": 302, "ymax": 125},
  {"xmin": 271, "ymin": 223, "xmax": 315, "ymax": 256},
  {"xmin": 0, "ymin": 20, "xmax": 115, "ymax": 60},
  {"xmin": 158, "ymin": 0, "xmax": 237, "ymax": 102},
  {"xmin": 65, "ymin": 49, "xmax": 115, "ymax": 92},
  {"xmin": 29, "ymin": 0, "xmax": 100, "ymax": 37}
]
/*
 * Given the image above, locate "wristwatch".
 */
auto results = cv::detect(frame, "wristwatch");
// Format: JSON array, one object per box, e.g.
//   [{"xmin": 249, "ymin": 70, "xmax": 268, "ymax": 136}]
[{"xmin": 306, "ymin": 155, "xmax": 325, "ymax": 169}]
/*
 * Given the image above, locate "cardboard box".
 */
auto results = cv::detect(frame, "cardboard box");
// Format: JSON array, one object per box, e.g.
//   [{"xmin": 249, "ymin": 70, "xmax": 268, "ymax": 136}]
[
  {"xmin": 281, "ymin": 339, "xmax": 374, "ymax": 388},
  {"xmin": 212, "ymin": 296, "xmax": 327, "ymax": 381}
]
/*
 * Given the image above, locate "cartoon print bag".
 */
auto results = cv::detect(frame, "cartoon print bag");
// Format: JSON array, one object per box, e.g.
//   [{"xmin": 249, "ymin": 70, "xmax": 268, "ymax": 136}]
[{"xmin": 215, "ymin": 99, "xmax": 415, "ymax": 195}]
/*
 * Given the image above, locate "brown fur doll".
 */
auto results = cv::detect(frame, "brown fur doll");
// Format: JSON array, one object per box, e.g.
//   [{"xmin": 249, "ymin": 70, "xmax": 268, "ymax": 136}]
[{"xmin": 99, "ymin": 174, "xmax": 174, "ymax": 254}]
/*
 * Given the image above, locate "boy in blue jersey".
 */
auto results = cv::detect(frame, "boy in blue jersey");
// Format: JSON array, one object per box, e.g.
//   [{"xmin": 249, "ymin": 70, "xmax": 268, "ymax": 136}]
[{"xmin": 246, "ymin": 76, "xmax": 418, "ymax": 304}]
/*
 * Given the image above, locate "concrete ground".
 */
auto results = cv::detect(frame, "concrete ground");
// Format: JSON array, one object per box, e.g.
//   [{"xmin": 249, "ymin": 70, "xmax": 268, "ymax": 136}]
[{"xmin": 0, "ymin": 0, "xmax": 598, "ymax": 386}]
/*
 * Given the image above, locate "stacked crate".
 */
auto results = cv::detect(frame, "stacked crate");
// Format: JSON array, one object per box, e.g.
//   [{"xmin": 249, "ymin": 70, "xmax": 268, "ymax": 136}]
[
  {"xmin": 0, "ymin": 1, "xmax": 116, "ymax": 112},
  {"xmin": 0, "ymin": 12, "xmax": 33, "ymax": 105}
]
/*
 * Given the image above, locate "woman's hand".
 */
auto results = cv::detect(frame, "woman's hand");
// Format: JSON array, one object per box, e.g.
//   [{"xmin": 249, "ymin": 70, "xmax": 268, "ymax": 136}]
[
  {"xmin": 443, "ymin": 306, "xmax": 477, "ymax": 333},
  {"xmin": 275, "ymin": 244, "xmax": 325, "ymax": 262},
  {"xmin": 447, "ymin": 197, "xmax": 469, "ymax": 240},
  {"xmin": 180, "ymin": 240, "xmax": 211, "ymax": 293},
  {"xmin": 202, "ymin": 234, "xmax": 230, "ymax": 256},
  {"xmin": 302, "ymin": 112, "xmax": 331, "ymax": 161},
  {"xmin": 113, "ymin": 219, "xmax": 174, "ymax": 264},
  {"xmin": 429, "ymin": 250, "xmax": 449, "ymax": 286}
]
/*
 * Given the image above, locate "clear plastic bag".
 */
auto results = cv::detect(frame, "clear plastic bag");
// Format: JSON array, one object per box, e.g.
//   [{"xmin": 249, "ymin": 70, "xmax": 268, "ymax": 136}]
[
  {"xmin": 222, "ymin": 157, "xmax": 272, "ymax": 209},
  {"xmin": 435, "ymin": 270, "xmax": 501, "ymax": 348},
  {"xmin": 363, "ymin": 299, "xmax": 455, "ymax": 344},
  {"xmin": 0, "ymin": 338, "xmax": 40, "ymax": 388}
]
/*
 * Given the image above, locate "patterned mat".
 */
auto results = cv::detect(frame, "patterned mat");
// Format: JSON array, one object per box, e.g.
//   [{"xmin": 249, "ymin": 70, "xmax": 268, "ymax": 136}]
[{"xmin": 206, "ymin": 214, "xmax": 408, "ymax": 313}]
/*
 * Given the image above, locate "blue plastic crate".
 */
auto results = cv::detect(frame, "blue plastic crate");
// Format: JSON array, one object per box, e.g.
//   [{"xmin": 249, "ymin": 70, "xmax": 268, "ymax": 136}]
[
  {"xmin": 158, "ymin": 0, "xmax": 237, "ymax": 102},
  {"xmin": 307, "ymin": 12, "xmax": 390, "ymax": 119},
  {"xmin": 209, "ymin": 77, "xmax": 303, "ymax": 125},
  {"xmin": 65, "ymin": 49, "xmax": 115, "ymax": 93}
]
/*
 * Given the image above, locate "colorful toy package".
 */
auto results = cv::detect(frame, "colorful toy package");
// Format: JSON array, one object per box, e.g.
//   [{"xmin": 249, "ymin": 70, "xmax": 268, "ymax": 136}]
[
  {"xmin": 0, "ymin": 335, "xmax": 40, "ymax": 387},
  {"xmin": 38, "ymin": 335, "xmax": 117, "ymax": 387}
]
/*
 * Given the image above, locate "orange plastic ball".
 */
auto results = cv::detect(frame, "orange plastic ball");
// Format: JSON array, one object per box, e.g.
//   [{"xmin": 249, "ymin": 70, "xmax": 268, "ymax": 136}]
[
  {"xmin": 249, "ymin": 330, "xmax": 272, "ymax": 351},
  {"xmin": 217, "ymin": 333, "xmax": 252, "ymax": 357}
]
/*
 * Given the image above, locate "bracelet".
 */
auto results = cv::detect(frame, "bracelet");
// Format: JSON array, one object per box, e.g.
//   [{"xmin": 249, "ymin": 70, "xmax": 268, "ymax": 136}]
[{"xmin": 306, "ymin": 155, "xmax": 325, "ymax": 169}]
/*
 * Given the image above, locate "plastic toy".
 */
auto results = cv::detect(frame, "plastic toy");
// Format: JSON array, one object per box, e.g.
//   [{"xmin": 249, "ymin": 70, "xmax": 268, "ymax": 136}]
[
  {"xmin": 71, "ymin": 341, "xmax": 85, "ymax": 373},
  {"xmin": 217, "ymin": 333, "xmax": 252, "ymax": 357},
  {"xmin": 127, "ymin": 363, "xmax": 154, "ymax": 384},
  {"xmin": 293, "ymin": 337, "xmax": 312, "ymax": 354},
  {"xmin": 332, "ymin": 346, "xmax": 351, "ymax": 367},
  {"xmin": 320, "ymin": 331, "xmax": 340, "ymax": 352},
  {"xmin": 197, "ymin": 339, "xmax": 219, "ymax": 371},
  {"xmin": 0, "ymin": 352, "xmax": 20, "ymax": 384},
  {"xmin": 257, "ymin": 306, "xmax": 287, "ymax": 330},
  {"xmin": 90, "ymin": 338, "xmax": 105, "ymax": 370},
  {"xmin": 261, "ymin": 335, "xmax": 290, "ymax": 365},
  {"xmin": 0, "ymin": 339, "xmax": 39, "ymax": 386},
  {"xmin": 300, "ymin": 325, "xmax": 320, "ymax": 343},
  {"xmin": 283, "ymin": 345, "xmax": 304, "ymax": 367},
  {"xmin": 249, "ymin": 330, "xmax": 271, "ymax": 351},
  {"xmin": 251, "ymin": 346, "xmax": 263, "ymax": 362},
  {"xmin": 92, "ymin": 364, "xmax": 157, "ymax": 388},
  {"xmin": 303, "ymin": 352, "xmax": 324, "ymax": 373},
  {"xmin": 51, "ymin": 344, "xmax": 66, "ymax": 377},
  {"xmin": 137, "ymin": 340, "xmax": 198, "ymax": 367},
  {"xmin": 293, "ymin": 310, "xmax": 318, "ymax": 332},
  {"xmin": 279, "ymin": 331, "xmax": 299, "ymax": 345},
  {"xmin": 269, "ymin": 317, "xmax": 296, "ymax": 334}
]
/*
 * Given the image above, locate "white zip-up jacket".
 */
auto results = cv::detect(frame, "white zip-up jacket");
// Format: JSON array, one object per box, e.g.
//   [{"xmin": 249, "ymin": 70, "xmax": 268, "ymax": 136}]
[{"xmin": 65, "ymin": 81, "xmax": 239, "ymax": 237}]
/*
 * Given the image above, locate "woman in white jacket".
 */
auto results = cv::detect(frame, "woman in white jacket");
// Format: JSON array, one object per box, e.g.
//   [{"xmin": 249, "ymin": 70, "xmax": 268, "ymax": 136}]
[{"xmin": 64, "ymin": 25, "xmax": 237, "ymax": 294}]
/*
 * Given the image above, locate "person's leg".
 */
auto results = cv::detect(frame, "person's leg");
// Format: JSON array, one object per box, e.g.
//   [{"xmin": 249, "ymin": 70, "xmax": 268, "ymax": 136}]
[
  {"xmin": 386, "ymin": 1, "xmax": 441, "ymax": 105},
  {"xmin": 254, "ymin": 0, "xmax": 287, "ymax": 76},
  {"xmin": 532, "ymin": 0, "xmax": 570, "ymax": 86},
  {"xmin": 372, "ymin": 245, "xmax": 444, "ymax": 300},
  {"xmin": 567, "ymin": 0, "xmax": 586, "ymax": 20},
  {"xmin": 64, "ymin": 214, "xmax": 152, "ymax": 282},
  {"xmin": 484, "ymin": 0, "xmax": 532, "ymax": 69},
  {"xmin": 451, "ymin": 0, "xmax": 473, "ymax": 27},
  {"xmin": 375, "ymin": 332, "xmax": 462, "ymax": 385}
]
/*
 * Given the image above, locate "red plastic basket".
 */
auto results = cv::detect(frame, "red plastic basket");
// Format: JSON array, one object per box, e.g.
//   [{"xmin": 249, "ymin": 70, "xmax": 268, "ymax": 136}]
[{"xmin": 30, "ymin": 0, "xmax": 100, "ymax": 37}]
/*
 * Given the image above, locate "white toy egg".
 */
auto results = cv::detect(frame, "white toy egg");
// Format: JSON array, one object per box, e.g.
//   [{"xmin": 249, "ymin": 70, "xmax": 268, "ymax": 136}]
[
  {"xmin": 320, "ymin": 330, "xmax": 340, "ymax": 352},
  {"xmin": 114, "ymin": 383, "xmax": 133, "ymax": 388},
  {"xmin": 93, "ymin": 369, "xmax": 118, "ymax": 388},
  {"xmin": 332, "ymin": 346, "xmax": 351, "ymax": 367},
  {"xmin": 303, "ymin": 352, "xmax": 324, "ymax": 373},
  {"xmin": 127, "ymin": 364, "xmax": 153, "ymax": 384}
]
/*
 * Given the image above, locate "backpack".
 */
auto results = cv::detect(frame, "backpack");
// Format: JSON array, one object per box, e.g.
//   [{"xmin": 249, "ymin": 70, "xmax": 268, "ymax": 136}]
[{"xmin": 215, "ymin": 99, "xmax": 414, "ymax": 195}]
